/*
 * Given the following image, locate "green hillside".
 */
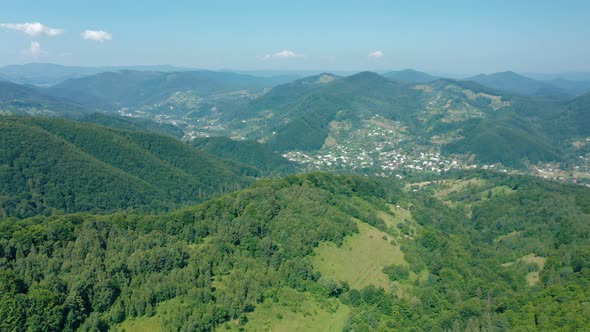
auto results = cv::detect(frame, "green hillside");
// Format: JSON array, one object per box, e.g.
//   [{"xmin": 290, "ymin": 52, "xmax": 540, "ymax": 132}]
[
  {"xmin": 0, "ymin": 172, "xmax": 588, "ymax": 331},
  {"xmin": 260, "ymin": 72, "xmax": 422, "ymax": 151},
  {"xmin": 443, "ymin": 119, "xmax": 564, "ymax": 166},
  {"xmin": 191, "ymin": 136, "xmax": 296, "ymax": 175},
  {"xmin": 466, "ymin": 71, "xmax": 569, "ymax": 98},
  {"xmin": 0, "ymin": 116, "xmax": 255, "ymax": 218},
  {"xmin": 0, "ymin": 81, "xmax": 89, "ymax": 117},
  {"xmin": 45, "ymin": 70, "xmax": 277, "ymax": 110},
  {"xmin": 77, "ymin": 112, "xmax": 184, "ymax": 139},
  {"xmin": 383, "ymin": 69, "xmax": 439, "ymax": 83}
]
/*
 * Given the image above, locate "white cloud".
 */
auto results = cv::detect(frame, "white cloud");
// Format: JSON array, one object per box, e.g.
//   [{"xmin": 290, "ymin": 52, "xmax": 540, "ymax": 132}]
[
  {"xmin": 0, "ymin": 22, "xmax": 63, "ymax": 36},
  {"xmin": 22, "ymin": 41, "xmax": 45, "ymax": 57},
  {"xmin": 82, "ymin": 30, "xmax": 112, "ymax": 42},
  {"xmin": 257, "ymin": 50, "xmax": 302, "ymax": 60},
  {"xmin": 368, "ymin": 50, "xmax": 384, "ymax": 59}
]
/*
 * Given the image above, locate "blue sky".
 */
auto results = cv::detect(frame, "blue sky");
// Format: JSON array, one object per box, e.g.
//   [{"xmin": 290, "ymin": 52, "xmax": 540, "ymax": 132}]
[{"xmin": 1, "ymin": 0, "xmax": 589, "ymax": 74}]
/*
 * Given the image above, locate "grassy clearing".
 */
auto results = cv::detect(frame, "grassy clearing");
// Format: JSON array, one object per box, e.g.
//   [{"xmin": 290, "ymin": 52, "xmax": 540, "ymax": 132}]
[
  {"xmin": 378, "ymin": 209, "xmax": 398, "ymax": 228},
  {"xmin": 494, "ymin": 231, "xmax": 522, "ymax": 243},
  {"xmin": 433, "ymin": 178, "xmax": 487, "ymax": 199},
  {"xmin": 312, "ymin": 219, "xmax": 407, "ymax": 290},
  {"xmin": 433, "ymin": 181, "xmax": 515, "ymax": 218},
  {"xmin": 387, "ymin": 204, "xmax": 414, "ymax": 223},
  {"xmin": 222, "ymin": 288, "xmax": 349, "ymax": 332},
  {"xmin": 116, "ymin": 297, "xmax": 191, "ymax": 332},
  {"xmin": 118, "ymin": 315, "xmax": 163, "ymax": 332},
  {"xmin": 501, "ymin": 254, "xmax": 547, "ymax": 287},
  {"xmin": 381, "ymin": 204, "xmax": 418, "ymax": 239}
]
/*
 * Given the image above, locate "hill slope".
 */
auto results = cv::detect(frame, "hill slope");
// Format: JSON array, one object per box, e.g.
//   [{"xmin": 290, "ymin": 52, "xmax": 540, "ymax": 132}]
[
  {"xmin": 466, "ymin": 71, "xmax": 568, "ymax": 98},
  {"xmin": 0, "ymin": 172, "xmax": 588, "ymax": 331},
  {"xmin": 45, "ymin": 70, "xmax": 278, "ymax": 110},
  {"xmin": 191, "ymin": 136, "xmax": 296, "ymax": 175},
  {"xmin": 0, "ymin": 63, "xmax": 192, "ymax": 86},
  {"xmin": 383, "ymin": 69, "xmax": 439, "ymax": 83},
  {"xmin": 77, "ymin": 112, "xmax": 184, "ymax": 138},
  {"xmin": 0, "ymin": 116, "xmax": 255, "ymax": 218},
  {"xmin": 0, "ymin": 81, "xmax": 89, "ymax": 117}
]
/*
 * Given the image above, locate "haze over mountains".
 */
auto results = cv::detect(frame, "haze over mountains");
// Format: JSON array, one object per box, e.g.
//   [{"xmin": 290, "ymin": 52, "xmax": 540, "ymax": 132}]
[
  {"xmin": 3, "ymin": 63, "xmax": 590, "ymax": 97},
  {"xmin": 1, "ymin": 64, "xmax": 589, "ymax": 173}
]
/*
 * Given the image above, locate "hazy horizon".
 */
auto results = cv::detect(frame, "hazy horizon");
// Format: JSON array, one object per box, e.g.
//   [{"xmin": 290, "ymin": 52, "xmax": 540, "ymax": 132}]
[{"xmin": 1, "ymin": 1, "xmax": 589, "ymax": 74}]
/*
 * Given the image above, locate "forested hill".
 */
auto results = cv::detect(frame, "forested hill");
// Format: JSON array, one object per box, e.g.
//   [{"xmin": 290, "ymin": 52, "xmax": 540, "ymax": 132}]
[
  {"xmin": 45, "ymin": 70, "xmax": 279, "ymax": 110},
  {"xmin": 0, "ymin": 116, "xmax": 256, "ymax": 218},
  {"xmin": 191, "ymin": 136, "xmax": 296, "ymax": 175},
  {"xmin": 0, "ymin": 81, "xmax": 89, "ymax": 117},
  {"xmin": 0, "ymin": 172, "xmax": 588, "ymax": 331},
  {"xmin": 77, "ymin": 112, "xmax": 184, "ymax": 139}
]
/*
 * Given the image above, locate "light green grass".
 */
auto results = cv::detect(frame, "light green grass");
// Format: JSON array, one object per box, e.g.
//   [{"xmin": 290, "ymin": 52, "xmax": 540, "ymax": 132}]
[
  {"xmin": 434, "ymin": 178, "xmax": 488, "ymax": 199},
  {"xmin": 221, "ymin": 288, "xmax": 350, "ymax": 332},
  {"xmin": 312, "ymin": 219, "xmax": 407, "ymax": 290},
  {"xmin": 118, "ymin": 315, "xmax": 163, "ymax": 332},
  {"xmin": 501, "ymin": 254, "xmax": 547, "ymax": 286},
  {"xmin": 116, "ymin": 296, "xmax": 192, "ymax": 332}
]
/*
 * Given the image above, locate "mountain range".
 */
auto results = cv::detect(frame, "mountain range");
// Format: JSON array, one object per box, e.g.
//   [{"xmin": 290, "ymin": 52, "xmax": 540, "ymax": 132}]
[
  {"xmin": 3, "ymin": 63, "xmax": 590, "ymax": 98},
  {"xmin": 1, "ymin": 67, "xmax": 588, "ymax": 170},
  {"xmin": 234, "ymin": 71, "xmax": 588, "ymax": 167},
  {"xmin": 0, "ymin": 63, "xmax": 192, "ymax": 86}
]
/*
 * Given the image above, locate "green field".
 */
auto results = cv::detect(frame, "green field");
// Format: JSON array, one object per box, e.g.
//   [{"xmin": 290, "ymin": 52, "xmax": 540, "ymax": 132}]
[
  {"xmin": 118, "ymin": 316, "xmax": 163, "ymax": 332},
  {"xmin": 220, "ymin": 288, "xmax": 350, "ymax": 332},
  {"xmin": 311, "ymin": 219, "xmax": 407, "ymax": 290},
  {"xmin": 501, "ymin": 253, "xmax": 547, "ymax": 286}
]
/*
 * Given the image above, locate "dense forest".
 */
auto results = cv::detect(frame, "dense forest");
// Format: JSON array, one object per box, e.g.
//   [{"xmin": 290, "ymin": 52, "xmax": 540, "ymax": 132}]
[
  {"xmin": 0, "ymin": 116, "xmax": 257, "ymax": 218},
  {"xmin": 1, "ymin": 172, "xmax": 588, "ymax": 331},
  {"xmin": 191, "ymin": 136, "xmax": 296, "ymax": 176}
]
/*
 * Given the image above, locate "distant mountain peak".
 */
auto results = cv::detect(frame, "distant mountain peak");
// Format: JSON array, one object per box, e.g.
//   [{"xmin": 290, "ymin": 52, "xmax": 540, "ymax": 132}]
[
  {"xmin": 346, "ymin": 71, "xmax": 386, "ymax": 81},
  {"xmin": 466, "ymin": 71, "xmax": 572, "ymax": 98},
  {"xmin": 383, "ymin": 69, "xmax": 439, "ymax": 83}
]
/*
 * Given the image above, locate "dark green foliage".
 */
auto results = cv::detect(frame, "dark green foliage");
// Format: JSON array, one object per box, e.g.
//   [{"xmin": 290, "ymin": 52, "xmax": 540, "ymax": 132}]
[
  {"xmin": 0, "ymin": 173, "xmax": 381, "ymax": 331},
  {"xmin": 0, "ymin": 116, "xmax": 255, "ymax": 218},
  {"xmin": 78, "ymin": 112, "xmax": 184, "ymax": 138},
  {"xmin": 383, "ymin": 264, "xmax": 410, "ymax": 281},
  {"xmin": 191, "ymin": 136, "xmax": 296, "ymax": 175},
  {"xmin": 443, "ymin": 119, "xmax": 563, "ymax": 166},
  {"xmin": 0, "ymin": 81, "xmax": 90, "ymax": 117}
]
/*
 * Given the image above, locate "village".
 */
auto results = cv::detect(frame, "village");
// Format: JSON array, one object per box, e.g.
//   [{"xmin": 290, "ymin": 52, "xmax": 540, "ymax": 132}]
[{"xmin": 281, "ymin": 115, "xmax": 481, "ymax": 176}]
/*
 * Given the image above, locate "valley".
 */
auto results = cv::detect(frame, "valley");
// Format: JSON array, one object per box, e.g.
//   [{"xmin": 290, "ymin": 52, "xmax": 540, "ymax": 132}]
[{"xmin": 92, "ymin": 72, "xmax": 589, "ymax": 187}]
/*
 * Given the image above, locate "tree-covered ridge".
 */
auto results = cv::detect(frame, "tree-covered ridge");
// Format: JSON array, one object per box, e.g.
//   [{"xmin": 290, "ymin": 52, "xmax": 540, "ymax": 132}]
[
  {"xmin": 77, "ymin": 113, "xmax": 184, "ymax": 139},
  {"xmin": 0, "ymin": 81, "xmax": 89, "ymax": 117},
  {"xmin": 191, "ymin": 136, "xmax": 296, "ymax": 175},
  {"xmin": 0, "ymin": 116, "xmax": 256, "ymax": 218},
  {"xmin": 1, "ymin": 172, "xmax": 588, "ymax": 331},
  {"xmin": 45, "ymin": 70, "xmax": 279, "ymax": 110}
]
